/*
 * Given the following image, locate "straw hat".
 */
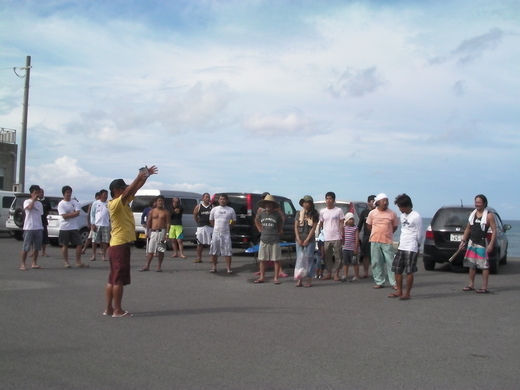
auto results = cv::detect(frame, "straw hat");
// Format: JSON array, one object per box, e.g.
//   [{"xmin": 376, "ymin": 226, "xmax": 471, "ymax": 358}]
[{"xmin": 257, "ymin": 194, "xmax": 280, "ymax": 209}]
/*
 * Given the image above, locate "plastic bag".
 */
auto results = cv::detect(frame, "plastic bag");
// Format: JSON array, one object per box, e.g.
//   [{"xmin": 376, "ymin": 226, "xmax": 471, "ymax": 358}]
[{"xmin": 294, "ymin": 249, "xmax": 310, "ymax": 280}]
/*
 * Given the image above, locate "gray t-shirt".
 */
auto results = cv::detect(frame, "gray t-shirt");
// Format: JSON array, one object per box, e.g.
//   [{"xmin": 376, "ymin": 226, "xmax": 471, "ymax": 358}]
[{"xmin": 256, "ymin": 210, "xmax": 283, "ymax": 244}]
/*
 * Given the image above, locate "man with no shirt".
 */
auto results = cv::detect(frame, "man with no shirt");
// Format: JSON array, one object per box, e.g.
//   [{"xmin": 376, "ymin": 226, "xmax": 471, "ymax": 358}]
[{"xmin": 140, "ymin": 195, "xmax": 171, "ymax": 272}]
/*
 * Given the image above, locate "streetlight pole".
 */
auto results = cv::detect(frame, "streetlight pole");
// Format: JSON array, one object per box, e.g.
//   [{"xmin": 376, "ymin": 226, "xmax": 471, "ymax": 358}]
[{"xmin": 19, "ymin": 55, "xmax": 31, "ymax": 193}]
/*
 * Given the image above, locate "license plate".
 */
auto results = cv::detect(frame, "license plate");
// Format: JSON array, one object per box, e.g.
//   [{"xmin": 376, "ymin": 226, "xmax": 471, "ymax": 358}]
[
  {"xmin": 450, "ymin": 234, "xmax": 463, "ymax": 242},
  {"xmin": 48, "ymin": 220, "xmax": 59, "ymax": 227},
  {"xmin": 138, "ymin": 233, "xmax": 146, "ymax": 239}
]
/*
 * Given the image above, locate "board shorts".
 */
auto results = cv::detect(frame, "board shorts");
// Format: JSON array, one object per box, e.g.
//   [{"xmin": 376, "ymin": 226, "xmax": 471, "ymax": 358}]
[
  {"xmin": 342, "ymin": 249, "xmax": 359, "ymax": 266},
  {"xmin": 22, "ymin": 230, "xmax": 43, "ymax": 252},
  {"xmin": 391, "ymin": 249, "xmax": 418, "ymax": 274},
  {"xmin": 108, "ymin": 243, "xmax": 132, "ymax": 286},
  {"xmin": 209, "ymin": 231, "xmax": 232, "ymax": 257},
  {"xmin": 196, "ymin": 225, "xmax": 213, "ymax": 246},
  {"xmin": 258, "ymin": 241, "xmax": 282, "ymax": 261},
  {"xmin": 169, "ymin": 225, "xmax": 184, "ymax": 239},
  {"xmin": 94, "ymin": 226, "xmax": 111, "ymax": 243},
  {"xmin": 59, "ymin": 229, "xmax": 83, "ymax": 246},
  {"xmin": 463, "ymin": 239, "xmax": 489, "ymax": 270},
  {"xmin": 147, "ymin": 229, "xmax": 166, "ymax": 254}
]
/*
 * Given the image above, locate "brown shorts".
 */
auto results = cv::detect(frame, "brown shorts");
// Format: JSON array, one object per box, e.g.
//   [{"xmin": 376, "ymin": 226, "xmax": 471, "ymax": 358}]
[{"xmin": 108, "ymin": 243, "xmax": 132, "ymax": 286}]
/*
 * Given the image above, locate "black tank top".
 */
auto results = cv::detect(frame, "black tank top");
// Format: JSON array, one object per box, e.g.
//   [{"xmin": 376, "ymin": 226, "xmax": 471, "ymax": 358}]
[
  {"xmin": 197, "ymin": 203, "xmax": 212, "ymax": 227},
  {"xmin": 470, "ymin": 216, "xmax": 488, "ymax": 246}
]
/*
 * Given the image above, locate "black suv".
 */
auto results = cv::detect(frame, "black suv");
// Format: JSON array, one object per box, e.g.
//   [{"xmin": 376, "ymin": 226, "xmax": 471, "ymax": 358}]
[
  {"xmin": 423, "ymin": 206, "xmax": 511, "ymax": 274},
  {"xmin": 211, "ymin": 193, "xmax": 296, "ymax": 248}
]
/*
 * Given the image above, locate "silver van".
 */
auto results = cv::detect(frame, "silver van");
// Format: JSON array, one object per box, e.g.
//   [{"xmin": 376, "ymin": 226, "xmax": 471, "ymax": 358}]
[
  {"xmin": 131, "ymin": 189, "xmax": 203, "ymax": 248},
  {"xmin": 0, "ymin": 191, "xmax": 16, "ymax": 233}
]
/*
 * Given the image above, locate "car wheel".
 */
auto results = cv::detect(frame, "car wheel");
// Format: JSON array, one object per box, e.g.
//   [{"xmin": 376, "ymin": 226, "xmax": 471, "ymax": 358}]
[
  {"xmin": 79, "ymin": 228, "xmax": 90, "ymax": 245},
  {"xmin": 134, "ymin": 241, "xmax": 145, "ymax": 249},
  {"xmin": 423, "ymin": 255, "xmax": 436, "ymax": 271},
  {"xmin": 14, "ymin": 208, "xmax": 25, "ymax": 228},
  {"xmin": 14, "ymin": 231, "xmax": 24, "ymax": 241},
  {"xmin": 500, "ymin": 246, "xmax": 508, "ymax": 265},
  {"xmin": 49, "ymin": 238, "xmax": 59, "ymax": 246},
  {"xmin": 489, "ymin": 250, "xmax": 500, "ymax": 275}
]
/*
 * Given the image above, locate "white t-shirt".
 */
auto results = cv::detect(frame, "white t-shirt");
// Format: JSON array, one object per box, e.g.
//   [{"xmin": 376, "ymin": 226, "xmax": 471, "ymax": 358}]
[
  {"xmin": 91, "ymin": 200, "xmax": 110, "ymax": 226},
  {"xmin": 398, "ymin": 210, "xmax": 423, "ymax": 252},
  {"xmin": 319, "ymin": 206, "xmax": 344, "ymax": 241},
  {"xmin": 23, "ymin": 199, "xmax": 43, "ymax": 230},
  {"xmin": 209, "ymin": 205, "xmax": 236, "ymax": 233},
  {"xmin": 58, "ymin": 199, "xmax": 80, "ymax": 231}
]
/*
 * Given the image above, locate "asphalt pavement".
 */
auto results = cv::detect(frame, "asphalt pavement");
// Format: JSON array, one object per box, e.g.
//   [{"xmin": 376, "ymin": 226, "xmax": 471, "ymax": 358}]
[{"xmin": 1, "ymin": 233, "xmax": 520, "ymax": 390}]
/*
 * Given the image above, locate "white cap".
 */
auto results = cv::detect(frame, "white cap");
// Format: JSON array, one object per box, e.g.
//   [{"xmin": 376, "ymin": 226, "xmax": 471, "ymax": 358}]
[{"xmin": 374, "ymin": 193, "xmax": 388, "ymax": 203}]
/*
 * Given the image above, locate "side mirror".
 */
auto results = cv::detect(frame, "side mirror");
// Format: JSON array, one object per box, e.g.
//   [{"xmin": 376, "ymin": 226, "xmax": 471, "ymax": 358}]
[{"xmin": 503, "ymin": 224, "xmax": 512, "ymax": 231}]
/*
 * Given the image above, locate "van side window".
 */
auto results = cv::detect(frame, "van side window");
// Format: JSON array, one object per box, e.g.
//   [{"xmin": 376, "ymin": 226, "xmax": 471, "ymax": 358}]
[{"xmin": 181, "ymin": 198, "xmax": 197, "ymax": 214}]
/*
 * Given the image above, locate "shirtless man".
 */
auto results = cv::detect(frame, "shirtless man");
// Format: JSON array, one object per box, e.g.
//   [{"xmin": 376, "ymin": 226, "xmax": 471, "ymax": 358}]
[{"xmin": 140, "ymin": 195, "xmax": 171, "ymax": 272}]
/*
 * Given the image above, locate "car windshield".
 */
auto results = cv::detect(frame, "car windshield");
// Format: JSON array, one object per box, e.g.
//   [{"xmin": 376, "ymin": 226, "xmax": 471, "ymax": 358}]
[
  {"xmin": 432, "ymin": 208, "xmax": 471, "ymax": 230},
  {"xmin": 315, "ymin": 202, "xmax": 350, "ymax": 214}
]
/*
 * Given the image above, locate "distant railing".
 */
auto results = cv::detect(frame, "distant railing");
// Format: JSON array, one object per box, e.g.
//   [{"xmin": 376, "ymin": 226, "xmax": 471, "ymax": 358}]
[{"xmin": 0, "ymin": 128, "xmax": 16, "ymax": 144}]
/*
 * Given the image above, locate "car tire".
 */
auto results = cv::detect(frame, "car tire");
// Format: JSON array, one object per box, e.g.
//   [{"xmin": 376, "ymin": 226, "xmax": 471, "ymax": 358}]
[
  {"xmin": 79, "ymin": 228, "xmax": 90, "ymax": 245},
  {"xmin": 14, "ymin": 231, "xmax": 23, "ymax": 241},
  {"xmin": 49, "ymin": 238, "xmax": 59, "ymax": 246},
  {"xmin": 489, "ymin": 250, "xmax": 500, "ymax": 275},
  {"xmin": 134, "ymin": 241, "xmax": 145, "ymax": 249},
  {"xmin": 14, "ymin": 208, "xmax": 25, "ymax": 228},
  {"xmin": 500, "ymin": 247, "xmax": 508, "ymax": 265},
  {"xmin": 423, "ymin": 255, "xmax": 436, "ymax": 271}
]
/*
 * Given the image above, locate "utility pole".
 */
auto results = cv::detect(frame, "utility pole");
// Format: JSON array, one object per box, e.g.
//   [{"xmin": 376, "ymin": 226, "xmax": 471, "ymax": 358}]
[{"xmin": 19, "ymin": 55, "xmax": 31, "ymax": 193}]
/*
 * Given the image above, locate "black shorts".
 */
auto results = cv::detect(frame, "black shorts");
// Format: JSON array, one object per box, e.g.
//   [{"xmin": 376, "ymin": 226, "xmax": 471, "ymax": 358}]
[{"xmin": 59, "ymin": 230, "xmax": 83, "ymax": 246}]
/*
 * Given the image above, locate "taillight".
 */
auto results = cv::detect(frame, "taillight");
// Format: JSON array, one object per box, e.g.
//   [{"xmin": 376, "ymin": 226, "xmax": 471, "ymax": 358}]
[
  {"xmin": 486, "ymin": 232, "xmax": 492, "ymax": 240},
  {"xmin": 211, "ymin": 194, "xmax": 216, "ymax": 204},
  {"xmin": 425, "ymin": 227, "xmax": 434, "ymax": 239},
  {"xmin": 349, "ymin": 203, "xmax": 354, "ymax": 214},
  {"xmin": 247, "ymin": 194, "xmax": 252, "ymax": 216}
]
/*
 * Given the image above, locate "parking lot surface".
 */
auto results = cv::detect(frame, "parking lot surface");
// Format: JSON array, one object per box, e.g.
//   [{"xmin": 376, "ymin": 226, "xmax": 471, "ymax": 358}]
[{"xmin": 1, "ymin": 234, "xmax": 520, "ymax": 389}]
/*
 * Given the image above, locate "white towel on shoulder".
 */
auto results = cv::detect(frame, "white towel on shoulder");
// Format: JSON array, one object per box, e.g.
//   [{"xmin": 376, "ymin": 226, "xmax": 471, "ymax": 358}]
[{"xmin": 468, "ymin": 208, "xmax": 488, "ymax": 231}]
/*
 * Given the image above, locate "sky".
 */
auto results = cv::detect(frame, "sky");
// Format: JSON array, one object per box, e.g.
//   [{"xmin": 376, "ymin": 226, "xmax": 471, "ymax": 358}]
[{"xmin": 1, "ymin": 0, "xmax": 519, "ymax": 219}]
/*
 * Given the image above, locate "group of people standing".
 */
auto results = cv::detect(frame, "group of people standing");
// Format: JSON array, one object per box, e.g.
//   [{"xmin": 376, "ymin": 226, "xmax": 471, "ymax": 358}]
[{"xmin": 18, "ymin": 165, "xmax": 496, "ymax": 316}]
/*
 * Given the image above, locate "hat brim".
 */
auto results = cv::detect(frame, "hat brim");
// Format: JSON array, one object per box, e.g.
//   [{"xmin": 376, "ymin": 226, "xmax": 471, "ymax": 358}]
[{"xmin": 257, "ymin": 200, "xmax": 280, "ymax": 209}]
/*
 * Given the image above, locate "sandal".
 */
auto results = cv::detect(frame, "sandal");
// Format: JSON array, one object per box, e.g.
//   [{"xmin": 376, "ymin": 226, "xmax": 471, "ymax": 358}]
[
  {"xmin": 462, "ymin": 286, "xmax": 474, "ymax": 291},
  {"xmin": 476, "ymin": 288, "xmax": 489, "ymax": 293}
]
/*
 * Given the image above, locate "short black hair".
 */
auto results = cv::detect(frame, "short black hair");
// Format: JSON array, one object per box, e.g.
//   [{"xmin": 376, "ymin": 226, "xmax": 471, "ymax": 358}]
[
  {"xmin": 475, "ymin": 194, "xmax": 488, "ymax": 207},
  {"xmin": 394, "ymin": 193, "xmax": 413, "ymax": 208},
  {"xmin": 29, "ymin": 184, "xmax": 41, "ymax": 194},
  {"xmin": 219, "ymin": 193, "xmax": 229, "ymax": 201},
  {"xmin": 95, "ymin": 192, "xmax": 101, "ymax": 198},
  {"xmin": 367, "ymin": 195, "xmax": 376, "ymax": 202},
  {"xmin": 325, "ymin": 191, "xmax": 336, "ymax": 200},
  {"xmin": 99, "ymin": 189, "xmax": 108, "ymax": 196},
  {"xmin": 156, "ymin": 195, "xmax": 165, "ymax": 202},
  {"xmin": 62, "ymin": 185, "xmax": 73, "ymax": 195}
]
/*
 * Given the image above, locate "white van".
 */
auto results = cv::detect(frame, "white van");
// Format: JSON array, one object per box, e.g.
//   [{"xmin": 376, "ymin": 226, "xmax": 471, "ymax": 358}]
[
  {"xmin": 0, "ymin": 190, "xmax": 16, "ymax": 233},
  {"xmin": 131, "ymin": 189, "xmax": 203, "ymax": 248}
]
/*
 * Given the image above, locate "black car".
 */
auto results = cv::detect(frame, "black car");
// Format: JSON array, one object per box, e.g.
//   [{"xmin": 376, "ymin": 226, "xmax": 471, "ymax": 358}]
[
  {"xmin": 211, "ymin": 193, "xmax": 296, "ymax": 248},
  {"xmin": 423, "ymin": 206, "xmax": 511, "ymax": 274}
]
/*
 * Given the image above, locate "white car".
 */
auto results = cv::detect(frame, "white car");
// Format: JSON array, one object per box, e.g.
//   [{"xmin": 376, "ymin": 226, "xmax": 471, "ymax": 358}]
[{"xmin": 47, "ymin": 201, "xmax": 92, "ymax": 246}]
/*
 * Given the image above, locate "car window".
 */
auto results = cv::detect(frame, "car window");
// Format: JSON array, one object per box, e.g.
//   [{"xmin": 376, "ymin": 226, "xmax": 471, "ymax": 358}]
[
  {"xmin": 131, "ymin": 196, "xmax": 155, "ymax": 213},
  {"xmin": 2, "ymin": 196, "xmax": 14, "ymax": 208},
  {"xmin": 432, "ymin": 208, "xmax": 471, "ymax": 229},
  {"xmin": 279, "ymin": 200, "xmax": 295, "ymax": 217},
  {"xmin": 180, "ymin": 198, "xmax": 197, "ymax": 214},
  {"xmin": 355, "ymin": 203, "xmax": 367, "ymax": 216}
]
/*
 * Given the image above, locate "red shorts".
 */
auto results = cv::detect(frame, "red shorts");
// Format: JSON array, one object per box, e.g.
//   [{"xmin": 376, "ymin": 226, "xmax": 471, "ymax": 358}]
[{"xmin": 108, "ymin": 243, "xmax": 132, "ymax": 286}]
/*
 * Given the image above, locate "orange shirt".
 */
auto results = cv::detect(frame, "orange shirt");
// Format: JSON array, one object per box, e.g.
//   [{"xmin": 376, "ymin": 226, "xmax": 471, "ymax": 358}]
[{"xmin": 366, "ymin": 208, "xmax": 398, "ymax": 245}]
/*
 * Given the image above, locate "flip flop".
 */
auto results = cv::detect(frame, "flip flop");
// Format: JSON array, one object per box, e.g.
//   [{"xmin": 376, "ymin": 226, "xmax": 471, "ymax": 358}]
[
  {"xmin": 373, "ymin": 285, "xmax": 384, "ymax": 289},
  {"xmin": 304, "ymin": 284, "xmax": 312, "ymax": 288},
  {"xmin": 102, "ymin": 312, "xmax": 113, "ymax": 316},
  {"xmin": 476, "ymin": 289, "xmax": 489, "ymax": 293},
  {"xmin": 155, "ymin": 269, "xmax": 163, "ymax": 272},
  {"xmin": 462, "ymin": 286, "xmax": 474, "ymax": 291},
  {"xmin": 112, "ymin": 311, "xmax": 133, "ymax": 318},
  {"xmin": 254, "ymin": 279, "xmax": 264, "ymax": 284},
  {"xmin": 388, "ymin": 293, "xmax": 401, "ymax": 298},
  {"xmin": 20, "ymin": 266, "xmax": 27, "ymax": 271},
  {"xmin": 227, "ymin": 269, "xmax": 233, "ymax": 274},
  {"xmin": 274, "ymin": 281, "xmax": 281, "ymax": 285},
  {"xmin": 139, "ymin": 268, "xmax": 149, "ymax": 272},
  {"xmin": 399, "ymin": 296, "xmax": 411, "ymax": 300},
  {"xmin": 31, "ymin": 265, "xmax": 44, "ymax": 269},
  {"xmin": 209, "ymin": 269, "xmax": 217, "ymax": 273}
]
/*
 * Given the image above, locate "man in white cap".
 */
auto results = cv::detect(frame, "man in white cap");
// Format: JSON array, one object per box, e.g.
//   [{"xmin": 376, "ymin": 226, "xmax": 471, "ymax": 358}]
[{"xmin": 366, "ymin": 193, "xmax": 399, "ymax": 289}]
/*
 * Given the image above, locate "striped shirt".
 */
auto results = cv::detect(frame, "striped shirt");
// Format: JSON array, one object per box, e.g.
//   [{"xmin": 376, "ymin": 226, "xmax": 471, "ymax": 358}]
[{"xmin": 342, "ymin": 225, "xmax": 358, "ymax": 251}]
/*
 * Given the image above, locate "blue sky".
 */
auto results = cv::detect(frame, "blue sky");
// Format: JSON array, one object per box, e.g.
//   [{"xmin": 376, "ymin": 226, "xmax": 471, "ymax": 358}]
[{"xmin": 1, "ymin": 0, "xmax": 519, "ymax": 219}]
